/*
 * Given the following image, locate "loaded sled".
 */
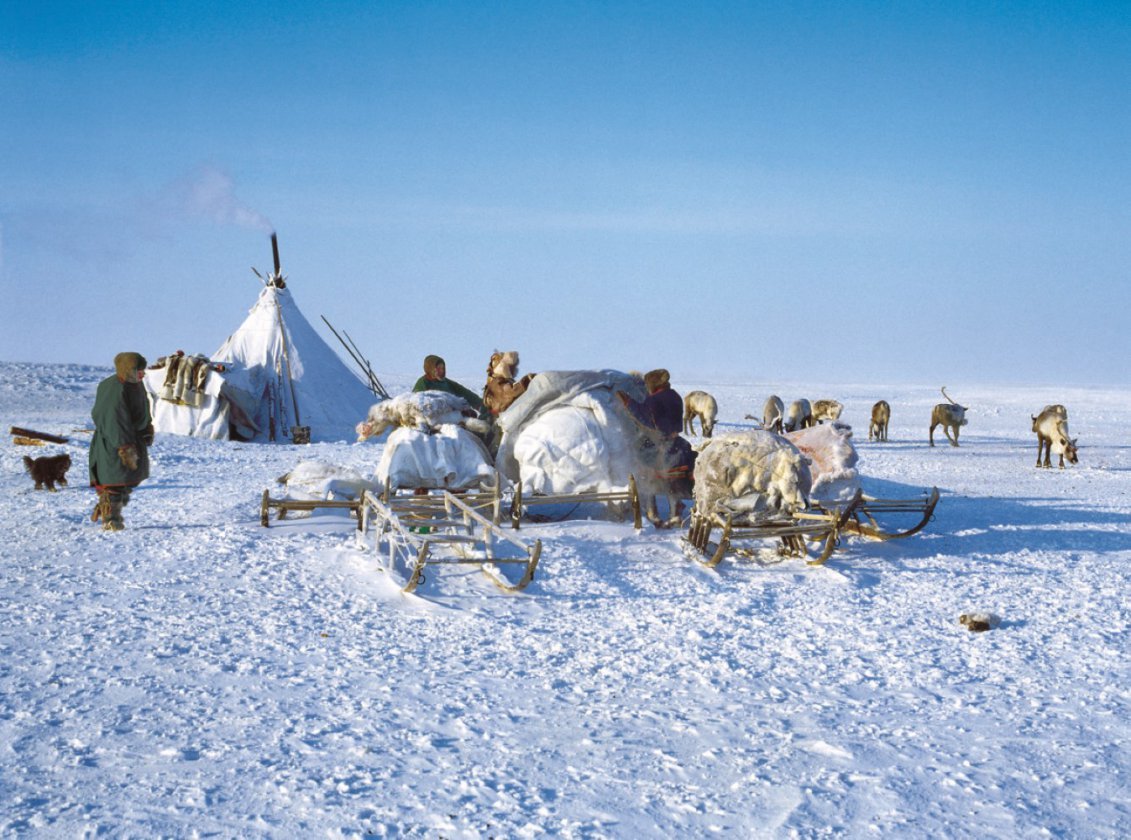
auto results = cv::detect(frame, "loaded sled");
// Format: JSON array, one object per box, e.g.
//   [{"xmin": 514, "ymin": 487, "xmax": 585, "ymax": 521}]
[{"xmin": 685, "ymin": 486, "xmax": 939, "ymax": 567}]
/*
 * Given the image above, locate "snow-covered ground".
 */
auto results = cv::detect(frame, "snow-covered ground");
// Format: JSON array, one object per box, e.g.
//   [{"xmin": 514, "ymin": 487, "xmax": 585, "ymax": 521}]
[{"xmin": 2, "ymin": 361, "xmax": 1128, "ymax": 837}]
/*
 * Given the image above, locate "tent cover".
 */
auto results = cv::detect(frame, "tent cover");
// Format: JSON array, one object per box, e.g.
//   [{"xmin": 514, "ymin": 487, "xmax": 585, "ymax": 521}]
[{"xmin": 143, "ymin": 284, "xmax": 374, "ymax": 443}]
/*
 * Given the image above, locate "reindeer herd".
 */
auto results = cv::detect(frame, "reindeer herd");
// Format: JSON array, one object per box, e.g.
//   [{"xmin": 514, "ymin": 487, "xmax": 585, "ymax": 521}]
[{"xmin": 686, "ymin": 386, "xmax": 1079, "ymax": 469}]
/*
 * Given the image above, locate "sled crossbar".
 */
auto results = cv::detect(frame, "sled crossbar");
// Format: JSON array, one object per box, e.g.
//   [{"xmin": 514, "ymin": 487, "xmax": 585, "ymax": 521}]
[
  {"xmin": 260, "ymin": 490, "xmax": 363, "ymax": 529},
  {"xmin": 510, "ymin": 474, "xmax": 642, "ymax": 530},
  {"xmin": 359, "ymin": 490, "xmax": 542, "ymax": 594}
]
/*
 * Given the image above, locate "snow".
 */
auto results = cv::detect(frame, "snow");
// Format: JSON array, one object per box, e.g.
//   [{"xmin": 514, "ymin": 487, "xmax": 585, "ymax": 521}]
[{"xmin": 2, "ymin": 362, "xmax": 1129, "ymax": 836}]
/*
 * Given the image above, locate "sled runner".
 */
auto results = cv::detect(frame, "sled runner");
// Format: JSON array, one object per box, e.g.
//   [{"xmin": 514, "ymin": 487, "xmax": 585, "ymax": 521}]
[
  {"xmin": 685, "ymin": 489, "xmax": 865, "ymax": 567},
  {"xmin": 509, "ymin": 474, "xmax": 642, "ymax": 530},
  {"xmin": 359, "ymin": 490, "xmax": 542, "ymax": 594},
  {"xmin": 845, "ymin": 487, "xmax": 940, "ymax": 541}
]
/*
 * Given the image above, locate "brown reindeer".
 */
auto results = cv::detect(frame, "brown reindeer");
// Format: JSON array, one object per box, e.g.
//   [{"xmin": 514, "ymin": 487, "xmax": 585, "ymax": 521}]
[
  {"xmin": 869, "ymin": 400, "xmax": 890, "ymax": 441},
  {"xmin": 929, "ymin": 387, "xmax": 968, "ymax": 447}
]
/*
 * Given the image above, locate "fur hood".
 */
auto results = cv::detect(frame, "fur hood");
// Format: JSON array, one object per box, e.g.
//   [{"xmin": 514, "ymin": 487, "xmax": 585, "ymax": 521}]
[{"xmin": 114, "ymin": 352, "xmax": 147, "ymax": 381}]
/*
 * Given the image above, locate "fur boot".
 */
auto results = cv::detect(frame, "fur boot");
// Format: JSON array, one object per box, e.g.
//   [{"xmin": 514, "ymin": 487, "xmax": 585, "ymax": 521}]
[
  {"xmin": 103, "ymin": 493, "xmax": 126, "ymax": 531},
  {"xmin": 91, "ymin": 489, "xmax": 113, "ymax": 523}
]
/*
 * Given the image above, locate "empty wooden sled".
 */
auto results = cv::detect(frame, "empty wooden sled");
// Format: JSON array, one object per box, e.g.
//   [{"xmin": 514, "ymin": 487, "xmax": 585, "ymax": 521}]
[
  {"xmin": 685, "ymin": 490, "xmax": 865, "ymax": 567},
  {"xmin": 358, "ymin": 490, "xmax": 542, "ymax": 594}
]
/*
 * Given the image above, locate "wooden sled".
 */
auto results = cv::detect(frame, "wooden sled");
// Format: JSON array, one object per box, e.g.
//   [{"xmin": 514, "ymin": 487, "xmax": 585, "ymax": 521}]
[
  {"xmin": 510, "ymin": 474, "xmax": 642, "ymax": 530},
  {"xmin": 359, "ymin": 490, "xmax": 542, "ymax": 594},
  {"xmin": 846, "ymin": 487, "xmax": 940, "ymax": 541},
  {"xmin": 260, "ymin": 490, "xmax": 363, "ymax": 529},
  {"xmin": 686, "ymin": 489, "xmax": 864, "ymax": 567}
]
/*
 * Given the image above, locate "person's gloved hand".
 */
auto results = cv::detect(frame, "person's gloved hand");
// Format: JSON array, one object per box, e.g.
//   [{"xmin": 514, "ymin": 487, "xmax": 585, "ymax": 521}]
[
  {"xmin": 142, "ymin": 424, "xmax": 155, "ymax": 447},
  {"xmin": 118, "ymin": 444, "xmax": 139, "ymax": 471}
]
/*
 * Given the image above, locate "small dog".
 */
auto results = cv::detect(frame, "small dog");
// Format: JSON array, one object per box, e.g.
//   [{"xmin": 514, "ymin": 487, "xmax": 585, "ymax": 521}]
[{"xmin": 24, "ymin": 453, "xmax": 72, "ymax": 491}]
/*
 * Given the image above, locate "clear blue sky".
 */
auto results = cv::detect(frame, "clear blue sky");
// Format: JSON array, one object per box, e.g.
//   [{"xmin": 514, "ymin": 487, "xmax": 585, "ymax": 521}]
[{"xmin": 2, "ymin": 1, "xmax": 1128, "ymax": 386}]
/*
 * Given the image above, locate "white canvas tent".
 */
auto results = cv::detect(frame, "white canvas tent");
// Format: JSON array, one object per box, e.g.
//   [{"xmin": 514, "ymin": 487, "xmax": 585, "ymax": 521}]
[{"xmin": 143, "ymin": 275, "xmax": 375, "ymax": 443}]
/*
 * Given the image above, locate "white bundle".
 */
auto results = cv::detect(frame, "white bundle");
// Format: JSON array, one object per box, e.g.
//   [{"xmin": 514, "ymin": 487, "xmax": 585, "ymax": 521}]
[
  {"xmin": 784, "ymin": 421, "xmax": 860, "ymax": 504},
  {"xmin": 356, "ymin": 391, "xmax": 483, "ymax": 442},
  {"xmin": 692, "ymin": 429, "xmax": 812, "ymax": 520},
  {"xmin": 276, "ymin": 460, "xmax": 377, "ymax": 501}
]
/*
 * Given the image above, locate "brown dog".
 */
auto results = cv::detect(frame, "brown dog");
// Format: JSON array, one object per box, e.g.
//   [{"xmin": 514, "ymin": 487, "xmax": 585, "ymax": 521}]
[
  {"xmin": 482, "ymin": 350, "xmax": 535, "ymax": 416},
  {"xmin": 24, "ymin": 453, "xmax": 72, "ymax": 491}
]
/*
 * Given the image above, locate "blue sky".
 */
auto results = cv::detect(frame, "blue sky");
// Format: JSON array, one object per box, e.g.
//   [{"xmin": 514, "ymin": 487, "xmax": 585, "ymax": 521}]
[{"xmin": 2, "ymin": 1, "xmax": 1128, "ymax": 386}]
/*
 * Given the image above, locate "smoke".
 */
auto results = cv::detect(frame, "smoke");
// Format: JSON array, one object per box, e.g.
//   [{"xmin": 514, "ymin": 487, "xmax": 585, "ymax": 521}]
[{"xmin": 178, "ymin": 165, "xmax": 273, "ymax": 233}]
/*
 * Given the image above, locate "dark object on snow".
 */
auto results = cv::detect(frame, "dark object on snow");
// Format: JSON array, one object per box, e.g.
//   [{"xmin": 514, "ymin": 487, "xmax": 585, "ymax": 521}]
[
  {"xmin": 959, "ymin": 612, "xmax": 1000, "ymax": 632},
  {"xmin": 24, "ymin": 453, "xmax": 72, "ymax": 491},
  {"xmin": 10, "ymin": 426, "xmax": 69, "ymax": 445}
]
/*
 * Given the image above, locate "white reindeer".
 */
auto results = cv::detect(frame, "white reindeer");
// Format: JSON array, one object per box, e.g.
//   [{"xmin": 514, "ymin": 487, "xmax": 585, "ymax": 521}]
[
  {"xmin": 1032, "ymin": 404, "xmax": 1078, "ymax": 468},
  {"xmin": 784, "ymin": 398, "xmax": 814, "ymax": 432},
  {"xmin": 682, "ymin": 390, "xmax": 718, "ymax": 437}
]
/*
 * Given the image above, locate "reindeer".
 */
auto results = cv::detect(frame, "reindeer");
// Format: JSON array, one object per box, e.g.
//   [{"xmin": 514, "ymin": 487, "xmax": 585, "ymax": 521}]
[
  {"xmin": 869, "ymin": 400, "xmax": 891, "ymax": 442},
  {"xmin": 1032, "ymin": 404, "xmax": 1078, "ymax": 468},
  {"xmin": 784, "ymin": 398, "xmax": 814, "ymax": 432},
  {"xmin": 761, "ymin": 395, "xmax": 784, "ymax": 433},
  {"xmin": 682, "ymin": 390, "xmax": 718, "ymax": 437},
  {"xmin": 811, "ymin": 399, "xmax": 843, "ymax": 424},
  {"xmin": 929, "ymin": 386, "xmax": 968, "ymax": 447}
]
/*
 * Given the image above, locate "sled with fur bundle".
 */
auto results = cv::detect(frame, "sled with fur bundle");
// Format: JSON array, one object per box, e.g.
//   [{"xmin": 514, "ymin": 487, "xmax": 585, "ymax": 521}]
[{"xmin": 358, "ymin": 489, "xmax": 541, "ymax": 594}]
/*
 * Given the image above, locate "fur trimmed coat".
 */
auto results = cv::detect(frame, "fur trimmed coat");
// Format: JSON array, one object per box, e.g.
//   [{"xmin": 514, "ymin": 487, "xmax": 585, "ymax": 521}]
[{"xmin": 89, "ymin": 355, "xmax": 153, "ymax": 488}]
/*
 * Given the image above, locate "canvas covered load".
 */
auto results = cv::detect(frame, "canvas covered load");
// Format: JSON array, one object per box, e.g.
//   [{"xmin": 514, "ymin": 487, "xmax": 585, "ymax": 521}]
[
  {"xmin": 358, "ymin": 391, "xmax": 495, "ymax": 492},
  {"xmin": 494, "ymin": 370, "xmax": 650, "ymax": 495}
]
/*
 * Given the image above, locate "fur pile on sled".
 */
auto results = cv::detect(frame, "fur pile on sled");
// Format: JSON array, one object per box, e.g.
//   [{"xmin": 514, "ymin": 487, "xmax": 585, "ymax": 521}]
[
  {"xmin": 356, "ymin": 392, "xmax": 488, "ymax": 442},
  {"xmin": 692, "ymin": 429, "xmax": 813, "ymax": 520},
  {"xmin": 276, "ymin": 460, "xmax": 377, "ymax": 501},
  {"xmin": 784, "ymin": 421, "xmax": 860, "ymax": 504}
]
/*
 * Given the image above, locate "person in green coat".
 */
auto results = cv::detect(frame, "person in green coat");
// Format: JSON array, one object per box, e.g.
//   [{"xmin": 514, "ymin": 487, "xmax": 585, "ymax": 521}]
[
  {"xmin": 412, "ymin": 354, "xmax": 483, "ymax": 412},
  {"xmin": 89, "ymin": 351, "xmax": 154, "ymax": 531}
]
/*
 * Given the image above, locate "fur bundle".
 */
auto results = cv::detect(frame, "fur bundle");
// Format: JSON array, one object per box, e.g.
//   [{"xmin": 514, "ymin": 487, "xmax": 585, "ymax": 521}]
[
  {"xmin": 24, "ymin": 453, "xmax": 72, "ymax": 491},
  {"xmin": 692, "ymin": 429, "xmax": 811, "ymax": 520},
  {"xmin": 357, "ymin": 392, "xmax": 490, "ymax": 442}
]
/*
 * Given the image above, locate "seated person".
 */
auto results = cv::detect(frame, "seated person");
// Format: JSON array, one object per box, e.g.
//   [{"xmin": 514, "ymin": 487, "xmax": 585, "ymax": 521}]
[{"xmin": 413, "ymin": 354, "xmax": 483, "ymax": 413}]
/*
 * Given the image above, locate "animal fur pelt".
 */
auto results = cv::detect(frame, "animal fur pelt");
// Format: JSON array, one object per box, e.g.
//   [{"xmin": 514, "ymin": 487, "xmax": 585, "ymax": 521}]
[
  {"xmin": 155, "ymin": 351, "xmax": 212, "ymax": 407},
  {"xmin": 483, "ymin": 350, "xmax": 535, "ymax": 416},
  {"xmin": 24, "ymin": 453, "xmax": 72, "ymax": 491},
  {"xmin": 357, "ymin": 392, "xmax": 490, "ymax": 442},
  {"xmin": 784, "ymin": 421, "xmax": 860, "ymax": 504},
  {"xmin": 276, "ymin": 460, "xmax": 377, "ymax": 501},
  {"xmin": 692, "ymin": 429, "xmax": 812, "ymax": 521}
]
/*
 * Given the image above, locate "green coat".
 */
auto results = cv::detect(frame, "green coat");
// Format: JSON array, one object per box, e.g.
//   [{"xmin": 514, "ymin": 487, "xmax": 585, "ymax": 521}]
[
  {"xmin": 89, "ymin": 374, "xmax": 152, "ymax": 487},
  {"xmin": 412, "ymin": 375, "xmax": 484, "ymax": 411}
]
